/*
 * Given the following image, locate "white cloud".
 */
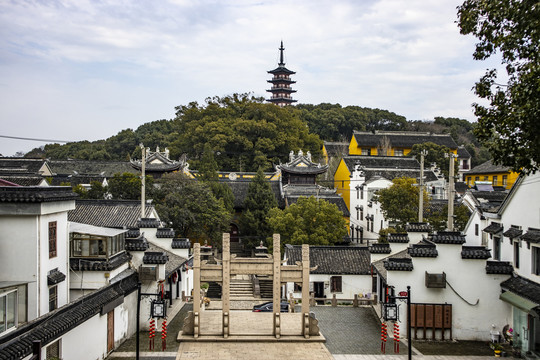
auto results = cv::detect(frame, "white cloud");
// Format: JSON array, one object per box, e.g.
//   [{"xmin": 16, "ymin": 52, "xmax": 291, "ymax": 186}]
[{"xmin": 0, "ymin": 0, "xmax": 500, "ymax": 156}]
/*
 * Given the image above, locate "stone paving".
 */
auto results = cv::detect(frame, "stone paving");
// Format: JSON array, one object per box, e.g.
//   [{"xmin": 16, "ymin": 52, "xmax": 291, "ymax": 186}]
[
  {"xmin": 310, "ymin": 305, "xmax": 409, "ymax": 355},
  {"xmin": 109, "ymin": 303, "xmax": 499, "ymax": 360}
]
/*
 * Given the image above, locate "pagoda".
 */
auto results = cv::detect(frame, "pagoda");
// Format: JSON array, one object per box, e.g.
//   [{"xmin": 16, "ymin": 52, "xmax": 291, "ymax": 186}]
[{"xmin": 266, "ymin": 41, "xmax": 297, "ymax": 106}]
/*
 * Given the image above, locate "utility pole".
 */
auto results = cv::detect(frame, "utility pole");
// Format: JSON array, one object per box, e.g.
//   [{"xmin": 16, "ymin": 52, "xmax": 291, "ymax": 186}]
[
  {"xmin": 140, "ymin": 144, "xmax": 146, "ymax": 219},
  {"xmin": 418, "ymin": 149, "xmax": 428, "ymax": 222},
  {"xmin": 446, "ymin": 153, "xmax": 457, "ymax": 231}
]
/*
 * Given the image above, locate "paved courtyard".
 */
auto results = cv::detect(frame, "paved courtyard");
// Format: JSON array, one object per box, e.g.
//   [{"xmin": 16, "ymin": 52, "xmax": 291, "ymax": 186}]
[{"xmin": 108, "ymin": 303, "xmax": 498, "ymax": 360}]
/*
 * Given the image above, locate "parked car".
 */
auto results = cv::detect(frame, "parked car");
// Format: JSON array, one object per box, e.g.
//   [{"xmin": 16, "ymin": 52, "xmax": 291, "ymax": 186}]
[{"xmin": 252, "ymin": 301, "xmax": 289, "ymax": 312}]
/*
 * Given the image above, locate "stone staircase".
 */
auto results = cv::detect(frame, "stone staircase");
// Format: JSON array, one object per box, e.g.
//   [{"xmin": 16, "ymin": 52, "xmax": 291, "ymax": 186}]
[
  {"xmin": 206, "ymin": 281, "xmax": 222, "ymax": 299},
  {"xmin": 230, "ymin": 279, "xmax": 254, "ymax": 298},
  {"xmin": 258, "ymin": 278, "xmax": 273, "ymax": 299}
]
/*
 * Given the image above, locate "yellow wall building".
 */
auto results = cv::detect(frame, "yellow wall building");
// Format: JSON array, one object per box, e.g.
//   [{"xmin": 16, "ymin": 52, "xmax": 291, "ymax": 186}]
[{"xmin": 465, "ymin": 160, "xmax": 519, "ymax": 190}]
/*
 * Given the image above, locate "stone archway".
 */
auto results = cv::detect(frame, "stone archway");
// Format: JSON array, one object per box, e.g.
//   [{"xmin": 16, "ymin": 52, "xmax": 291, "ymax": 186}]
[{"xmin": 182, "ymin": 233, "xmax": 319, "ymax": 339}]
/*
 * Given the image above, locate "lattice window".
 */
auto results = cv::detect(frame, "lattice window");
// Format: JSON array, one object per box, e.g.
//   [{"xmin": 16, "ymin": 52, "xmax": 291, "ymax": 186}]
[{"xmin": 49, "ymin": 221, "xmax": 57, "ymax": 258}]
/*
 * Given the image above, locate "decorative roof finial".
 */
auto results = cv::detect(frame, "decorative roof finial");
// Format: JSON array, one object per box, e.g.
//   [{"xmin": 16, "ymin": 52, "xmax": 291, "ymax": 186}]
[{"xmin": 279, "ymin": 41, "xmax": 285, "ymax": 66}]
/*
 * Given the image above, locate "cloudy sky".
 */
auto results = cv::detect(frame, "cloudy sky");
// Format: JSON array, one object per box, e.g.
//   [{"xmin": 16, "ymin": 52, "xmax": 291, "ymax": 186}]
[{"xmin": 0, "ymin": 0, "xmax": 498, "ymax": 156}]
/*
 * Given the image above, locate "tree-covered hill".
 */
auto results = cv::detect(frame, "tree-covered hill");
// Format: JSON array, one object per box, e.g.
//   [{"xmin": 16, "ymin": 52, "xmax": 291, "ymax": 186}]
[{"xmin": 25, "ymin": 93, "xmax": 489, "ymax": 170}]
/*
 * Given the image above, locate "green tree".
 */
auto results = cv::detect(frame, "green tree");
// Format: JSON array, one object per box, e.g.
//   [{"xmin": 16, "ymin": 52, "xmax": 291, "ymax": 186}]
[
  {"xmin": 426, "ymin": 204, "xmax": 471, "ymax": 232},
  {"xmin": 407, "ymin": 142, "xmax": 456, "ymax": 178},
  {"xmin": 86, "ymin": 181, "xmax": 108, "ymax": 199},
  {"xmin": 197, "ymin": 144, "xmax": 235, "ymax": 212},
  {"xmin": 457, "ymin": 0, "xmax": 540, "ymax": 174},
  {"xmin": 108, "ymin": 172, "xmax": 153, "ymax": 200},
  {"xmin": 376, "ymin": 177, "xmax": 429, "ymax": 230},
  {"xmin": 152, "ymin": 173, "xmax": 231, "ymax": 245},
  {"xmin": 267, "ymin": 196, "xmax": 347, "ymax": 246},
  {"xmin": 239, "ymin": 167, "xmax": 278, "ymax": 248},
  {"xmin": 172, "ymin": 94, "xmax": 322, "ymax": 171}
]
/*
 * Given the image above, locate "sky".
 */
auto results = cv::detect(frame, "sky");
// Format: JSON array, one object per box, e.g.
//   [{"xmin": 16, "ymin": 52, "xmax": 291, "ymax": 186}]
[{"xmin": 0, "ymin": 0, "xmax": 499, "ymax": 157}]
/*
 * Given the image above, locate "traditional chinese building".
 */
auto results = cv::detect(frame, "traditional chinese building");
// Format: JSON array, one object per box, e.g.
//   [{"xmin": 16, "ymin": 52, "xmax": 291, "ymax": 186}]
[
  {"xmin": 266, "ymin": 41, "xmax": 297, "ymax": 106},
  {"xmin": 130, "ymin": 146, "xmax": 185, "ymax": 179}
]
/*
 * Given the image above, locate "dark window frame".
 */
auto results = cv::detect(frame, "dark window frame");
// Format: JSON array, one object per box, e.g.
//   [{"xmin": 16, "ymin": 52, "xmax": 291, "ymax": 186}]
[
  {"xmin": 49, "ymin": 285, "xmax": 57, "ymax": 312},
  {"xmin": 48, "ymin": 221, "xmax": 57, "ymax": 259},
  {"xmin": 330, "ymin": 276, "xmax": 342, "ymax": 293}
]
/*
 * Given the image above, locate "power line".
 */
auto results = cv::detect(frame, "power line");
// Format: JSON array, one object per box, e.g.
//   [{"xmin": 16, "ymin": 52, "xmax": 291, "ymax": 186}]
[{"xmin": 0, "ymin": 134, "xmax": 72, "ymax": 143}]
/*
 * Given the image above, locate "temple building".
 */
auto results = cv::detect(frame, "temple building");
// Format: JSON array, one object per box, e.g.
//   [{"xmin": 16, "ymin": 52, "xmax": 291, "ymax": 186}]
[
  {"xmin": 130, "ymin": 146, "xmax": 186, "ymax": 179},
  {"xmin": 266, "ymin": 41, "xmax": 297, "ymax": 106}
]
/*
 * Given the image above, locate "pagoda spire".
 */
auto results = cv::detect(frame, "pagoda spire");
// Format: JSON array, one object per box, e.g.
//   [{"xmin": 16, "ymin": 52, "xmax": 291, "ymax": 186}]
[
  {"xmin": 279, "ymin": 41, "xmax": 285, "ymax": 66},
  {"xmin": 266, "ymin": 41, "xmax": 297, "ymax": 107}
]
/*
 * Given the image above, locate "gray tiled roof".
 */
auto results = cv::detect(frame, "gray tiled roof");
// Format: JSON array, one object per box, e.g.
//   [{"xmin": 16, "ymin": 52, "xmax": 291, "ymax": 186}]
[
  {"xmin": 352, "ymin": 131, "xmax": 458, "ymax": 149},
  {"xmin": 285, "ymin": 245, "xmax": 371, "ymax": 275},
  {"xmin": 369, "ymin": 243, "xmax": 391, "ymax": 254},
  {"xmin": 68, "ymin": 200, "xmax": 155, "ymax": 229},
  {"xmin": 428, "ymin": 231, "xmax": 466, "ymax": 244},
  {"xmin": 143, "ymin": 251, "xmax": 168, "ymax": 264},
  {"xmin": 285, "ymin": 194, "xmax": 350, "ymax": 217},
  {"xmin": 125, "ymin": 237, "xmax": 149, "ymax": 251},
  {"xmin": 47, "ymin": 269, "xmax": 66, "ymax": 285},
  {"xmin": 384, "ymin": 257, "xmax": 414, "ymax": 271},
  {"xmin": 0, "ymin": 158, "xmax": 48, "ymax": 175},
  {"xmin": 0, "ymin": 269, "xmax": 138, "ymax": 359},
  {"xmin": 521, "ymin": 230, "xmax": 540, "ymax": 244},
  {"xmin": 324, "ymin": 142, "xmax": 349, "ymax": 157},
  {"xmin": 486, "ymin": 261, "xmax": 514, "ymax": 275},
  {"xmin": 461, "ymin": 246, "xmax": 491, "ymax": 259},
  {"xmin": 137, "ymin": 218, "xmax": 161, "ymax": 228},
  {"xmin": 503, "ymin": 228, "xmax": 523, "ymax": 239},
  {"xmin": 408, "ymin": 242, "xmax": 438, "ymax": 257},
  {"xmin": 156, "ymin": 228, "xmax": 175, "ymax": 238},
  {"xmin": 70, "ymin": 252, "xmax": 131, "ymax": 271},
  {"xmin": 387, "ymin": 233, "xmax": 409, "ymax": 243},
  {"xmin": 126, "ymin": 228, "xmax": 141, "ymax": 238},
  {"xmin": 0, "ymin": 175, "xmax": 46, "ymax": 186},
  {"xmin": 457, "ymin": 146, "xmax": 471, "ymax": 158},
  {"xmin": 372, "ymin": 250, "xmax": 411, "ymax": 281},
  {"xmin": 469, "ymin": 159, "xmax": 510, "ymax": 175},
  {"xmin": 501, "ymin": 275, "xmax": 540, "ymax": 306},
  {"xmin": 146, "ymin": 244, "xmax": 187, "ymax": 277},
  {"xmin": 48, "ymin": 159, "xmax": 137, "ymax": 177},
  {"xmin": 483, "ymin": 222, "xmax": 503, "ymax": 234},
  {"xmin": 0, "ymin": 186, "xmax": 77, "ymax": 203},
  {"xmin": 172, "ymin": 238, "xmax": 191, "ymax": 249},
  {"xmin": 49, "ymin": 174, "xmax": 105, "ymax": 186},
  {"xmin": 406, "ymin": 222, "xmax": 432, "ymax": 233}
]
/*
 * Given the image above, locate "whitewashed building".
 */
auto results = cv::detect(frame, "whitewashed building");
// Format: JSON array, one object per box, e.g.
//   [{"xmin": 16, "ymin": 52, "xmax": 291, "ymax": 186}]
[{"xmin": 284, "ymin": 245, "xmax": 372, "ymax": 300}]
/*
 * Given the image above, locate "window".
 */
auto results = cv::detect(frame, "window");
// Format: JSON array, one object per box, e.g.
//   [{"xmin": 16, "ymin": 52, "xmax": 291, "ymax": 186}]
[
  {"xmin": 49, "ymin": 286, "xmax": 57, "ymax": 312},
  {"xmin": 475, "ymin": 176, "xmax": 479, "ymax": 182},
  {"xmin": 493, "ymin": 236, "xmax": 501, "ymax": 261},
  {"xmin": 49, "ymin": 221, "xmax": 57, "ymax": 258},
  {"xmin": 475, "ymin": 224, "xmax": 479, "ymax": 236},
  {"xmin": 360, "ymin": 185, "xmax": 364, "ymax": 200},
  {"xmin": 360, "ymin": 207, "xmax": 364, "ymax": 221},
  {"xmin": 71, "ymin": 233, "xmax": 125, "ymax": 259},
  {"xmin": 361, "ymin": 148, "xmax": 371, "ymax": 156},
  {"xmin": 294, "ymin": 283, "xmax": 302, "ymax": 292},
  {"xmin": 493, "ymin": 176, "xmax": 498, "ymax": 186},
  {"xmin": 484, "ymin": 176, "xmax": 489, "ymax": 181},
  {"xmin": 0, "ymin": 290, "xmax": 16, "ymax": 334},
  {"xmin": 533, "ymin": 247, "xmax": 540, "ymax": 276},
  {"xmin": 394, "ymin": 149, "xmax": 403, "ymax": 156},
  {"xmin": 46, "ymin": 339, "xmax": 61, "ymax": 360},
  {"xmin": 330, "ymin": 276, "xmax": 342, "ymax": 293},
  {"xmin": 467, "ymin": 177, "xmax": 471, "ymax": 185},
  {"xmin": 514, "ymin": 241, "xmax": 520, "ymax": 269},
  {"xmin": 503, "ymin": 175, "xmax": 508, "ymax": 187}
]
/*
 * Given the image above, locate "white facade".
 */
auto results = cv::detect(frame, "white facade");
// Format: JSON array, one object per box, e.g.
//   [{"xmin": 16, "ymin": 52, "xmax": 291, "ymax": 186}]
[
  {"xmin": 285, "ymin": 274, "xmax": 372, "ymax": 301},
  {"xmin": 0, "ymin": 197, "xmax": 74, "ymax": 326},
  {"xmin": 349, "ymin": 165, "xmax": 446, "ymax": 243}
]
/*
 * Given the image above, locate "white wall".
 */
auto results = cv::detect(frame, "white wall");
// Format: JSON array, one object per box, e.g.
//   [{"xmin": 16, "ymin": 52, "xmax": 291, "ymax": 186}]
[
  {"xmin": 285, "ymin": 274, "xmax": 372, "ymax": 300},
  {"xmin": 387, "ymin": 247, "xmax": 512, "ymax": 341}
]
